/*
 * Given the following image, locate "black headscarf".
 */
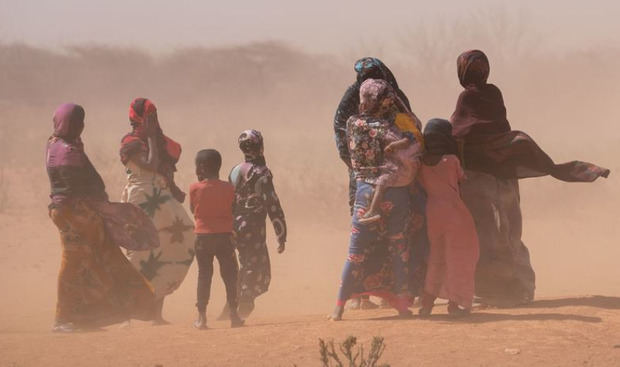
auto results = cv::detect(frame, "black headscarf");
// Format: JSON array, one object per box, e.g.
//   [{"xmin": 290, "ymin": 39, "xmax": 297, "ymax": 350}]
[{"xmin": 423, "ymin": 119, "xmax": 458, "ymax": 156}]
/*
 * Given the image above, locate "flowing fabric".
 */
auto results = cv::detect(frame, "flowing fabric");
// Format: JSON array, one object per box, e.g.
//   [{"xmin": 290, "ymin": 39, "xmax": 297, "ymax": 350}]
[
  {"xmin": 418, "ymin": 155, "xmax": 479, "ymax": 308},
  {"xmin": 50, "ymin": 200, "xmax": 156, "ymax": 327},
  {"xmin": 451, "ymin": 50, "xmax": 610, "ymax": 182},
  {"xmin": 121, "ymin": 158, "xmax": 195, "ymax": 299},
  {"xmin": 336, "ymin": 182, "xmax": 413, "ymax": 310},
  {"xmin": 450, "ymin": 50, "xmax": 608, "ymax": 305},
  {"xmin": 46, "ymin": 103, "xmax": 157, "ymax": 326},
  {"xmin": 460, "ymin": 171, "xmax": 535, "ymax": 305}
]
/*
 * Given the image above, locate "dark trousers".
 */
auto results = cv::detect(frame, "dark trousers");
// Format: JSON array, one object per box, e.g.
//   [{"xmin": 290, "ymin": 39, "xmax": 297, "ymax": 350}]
[{"xmin": 195, "ymin": 233, "xmax": 239, "ymax": 313}]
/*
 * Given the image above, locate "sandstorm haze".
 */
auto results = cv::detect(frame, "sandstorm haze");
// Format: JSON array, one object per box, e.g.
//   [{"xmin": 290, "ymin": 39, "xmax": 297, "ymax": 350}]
[{"xmin": 0, "ymin": 0, "xmax": 619, "ymax": 359}]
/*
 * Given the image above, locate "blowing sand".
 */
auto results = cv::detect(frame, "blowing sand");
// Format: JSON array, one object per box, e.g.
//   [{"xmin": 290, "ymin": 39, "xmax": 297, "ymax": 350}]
[{"xmin": 1, "ymin": 34, "xmax": 619, "ymax": 365}]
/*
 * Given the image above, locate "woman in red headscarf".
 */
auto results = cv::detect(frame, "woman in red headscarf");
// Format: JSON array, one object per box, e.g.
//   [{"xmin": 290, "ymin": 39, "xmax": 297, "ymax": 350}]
[
  {"xmin": 450, "ymin": 50, "xmax": 609, "ymax": 306},
  {"xmin": 120, "ymin": 98, "xmax": 195, "ymax": 324},
  {"xmin": 47, "ymin": 103, "xmax": 159, "ymax": 332}
]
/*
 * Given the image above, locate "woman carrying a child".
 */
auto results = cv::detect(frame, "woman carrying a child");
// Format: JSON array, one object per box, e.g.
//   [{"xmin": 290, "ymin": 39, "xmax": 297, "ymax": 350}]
[
  {"xmin": 450, "ymin": 50, "xmax": 609, "ymax": 306},
  {"xmin": 329, "ymin": 79, "xmax": 424, "ymax": 321}
]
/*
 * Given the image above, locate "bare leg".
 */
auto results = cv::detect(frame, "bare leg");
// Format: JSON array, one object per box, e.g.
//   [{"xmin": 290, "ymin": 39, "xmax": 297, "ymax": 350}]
[
  {"xmin": 358, "ymin": 184, "xmax": 384, "ymax": 224},
  {"xmin": 152, "ymin": 298, "xmax": 170, "ymax": 325},
  {"xmin": 193, "ymin": 311, "xmax": 207, "ymax": 330},
  {"xmin": 328, "ymin": 304, "xmax": 345, "ymax": 321}
]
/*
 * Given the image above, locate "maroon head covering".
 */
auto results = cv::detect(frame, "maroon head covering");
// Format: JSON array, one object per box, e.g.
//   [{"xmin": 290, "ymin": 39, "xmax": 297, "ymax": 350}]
[
  {"xmin": 48, "ymin": 103, "xmax": 87, "ymax": 167},
  {"xmin": 450, "ymin": 50, "xmax": 609, "ymax": 182},
  {"xmin": 457, "ymin": 50, "xmax": 490, "ymax": 88},
  {"xmin": 451, "ymin": 50, "xmax": 510, "ymax": 137},
  {"xmin": 46, "ymin": 103, "xmax": 108, "ymax": 205}
]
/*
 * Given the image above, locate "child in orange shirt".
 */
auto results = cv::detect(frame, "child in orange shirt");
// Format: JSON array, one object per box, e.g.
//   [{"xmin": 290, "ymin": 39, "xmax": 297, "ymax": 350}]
[{"xmin": 190, "ymin": 149, "xmax": 244, "ymax": 329}]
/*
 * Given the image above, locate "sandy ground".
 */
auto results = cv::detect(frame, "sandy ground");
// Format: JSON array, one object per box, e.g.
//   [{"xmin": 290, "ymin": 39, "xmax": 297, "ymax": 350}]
[
  {"xmin": 1, "ymin": 297, "xmax": 620, "ymax": 367},
  {"xmin": 1, "ymin": 209, "xmax": 620, "ymax": 367},
  {"xmin": 1, "ymin": 41, "xmax": 619, "ymax": 367}
]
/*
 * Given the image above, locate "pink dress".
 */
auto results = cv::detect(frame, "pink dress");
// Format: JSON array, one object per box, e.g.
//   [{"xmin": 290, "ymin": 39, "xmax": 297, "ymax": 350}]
[{"xmin": 418, "ymin": 154, "xmax": 480, "ymax": 308}]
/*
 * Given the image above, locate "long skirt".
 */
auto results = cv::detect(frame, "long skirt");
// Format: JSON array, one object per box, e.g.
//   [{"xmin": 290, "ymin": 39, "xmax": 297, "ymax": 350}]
[
  {"xmin": 122, "ymin": 182, "xmax": 195, "ymax": 299},
  {"xmin": 49, "ymin": 199, "xmax": 156, "ymax": 327},
  {"xmin": 234, "ymin": 213, "xmax": 271, "ymax": 303},
  {"xmin": 460, "ymin": 170, "xmax": 536, "ymax": 306},
  {"xmin": 424, "ymin": 199, "xmax": 479, "ymax": 309},
  {"xmin": 407, "ymin": 182, "xmax": 430, "ymax": 297},
  {"xmin": 336, "ymin": 181, "xmax": 413, "ymax": 311}
]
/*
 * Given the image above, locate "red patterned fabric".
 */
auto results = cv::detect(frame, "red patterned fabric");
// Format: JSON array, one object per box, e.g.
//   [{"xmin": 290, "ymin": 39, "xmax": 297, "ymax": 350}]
[{"xmin": 120, "ymin": 98, "xmax": 186, "ymax": 202}]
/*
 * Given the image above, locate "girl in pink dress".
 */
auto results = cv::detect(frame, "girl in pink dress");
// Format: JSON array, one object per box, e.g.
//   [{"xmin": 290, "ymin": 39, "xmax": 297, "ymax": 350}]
[{"xmin": 417, "ymin": 119, "xmax": 480, "ymax": 316}]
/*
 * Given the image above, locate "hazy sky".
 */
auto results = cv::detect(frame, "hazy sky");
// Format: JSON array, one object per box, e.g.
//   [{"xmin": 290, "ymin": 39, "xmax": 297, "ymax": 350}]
[{"xmin": 1, "ymin": 0, "xmax": 619, "ymax": 53}]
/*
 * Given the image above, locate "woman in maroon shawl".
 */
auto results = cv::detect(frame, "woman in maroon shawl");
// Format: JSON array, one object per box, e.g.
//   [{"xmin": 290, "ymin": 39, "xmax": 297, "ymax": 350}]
[
  {"xmin": 451, "ymin": 50, "xmax": 609, "ymax": 306},
  {"xmin": 46, "ymin": 103, "xmax": 159, "ymax": 332}
]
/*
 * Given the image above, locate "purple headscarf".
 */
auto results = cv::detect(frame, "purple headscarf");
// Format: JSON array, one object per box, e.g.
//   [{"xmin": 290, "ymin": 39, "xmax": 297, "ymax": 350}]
[
  {"xmin": 47, "ymin": 104, "xmax": 86, "ymax": 168},
  {"xmin": 46, "ymin": 103, "xmax": 106, "ymax": 205}
]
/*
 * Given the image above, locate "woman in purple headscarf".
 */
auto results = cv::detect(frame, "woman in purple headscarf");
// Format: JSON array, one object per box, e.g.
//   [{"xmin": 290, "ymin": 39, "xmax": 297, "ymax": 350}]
[{"xmin": 46, "ymin": 103, "xmax": 159, "ymax": 332}]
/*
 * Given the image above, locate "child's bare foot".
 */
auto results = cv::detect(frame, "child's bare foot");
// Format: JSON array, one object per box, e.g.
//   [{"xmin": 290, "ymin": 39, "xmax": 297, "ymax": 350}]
[
  {"xmin": 327, "ymin": 305, "xmax": 344, "ymax": 321},
  {"xmin": 193, "ymin": 313, "xmax": 207, "ymax": 330},
  {"xmin": 358, "ymin": 212, "xmax": 381, "ymax": 224}
]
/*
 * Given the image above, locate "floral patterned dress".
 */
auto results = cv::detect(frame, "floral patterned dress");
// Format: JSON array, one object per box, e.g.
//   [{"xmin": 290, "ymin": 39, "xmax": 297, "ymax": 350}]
[
  {"xmin": 229, "ymin": 162, "xmax": 287, "ymax": 304},
  {"xmin": 335, "ymin": 116, "xmax": 415, "ymax": 311}
]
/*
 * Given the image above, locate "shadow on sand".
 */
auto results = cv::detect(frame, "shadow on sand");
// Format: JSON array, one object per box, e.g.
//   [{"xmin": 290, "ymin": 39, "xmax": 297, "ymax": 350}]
[
  {"xmin": 364, "ymin": 312, "xmax": 601, "ymax": 323},
  {"xmin": 523, "ymin": 295, "xmax": 620, "ymax": 310}
]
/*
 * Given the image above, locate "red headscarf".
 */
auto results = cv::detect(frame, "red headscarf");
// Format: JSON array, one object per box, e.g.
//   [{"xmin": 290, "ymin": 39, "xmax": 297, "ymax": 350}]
[
  {"xmin": 120, "ymin": 98, "xmax": 181, "ymax": 164},
  {"xmin": 120, "ymin": 98, "xmax": 185, "ymax": 202}
]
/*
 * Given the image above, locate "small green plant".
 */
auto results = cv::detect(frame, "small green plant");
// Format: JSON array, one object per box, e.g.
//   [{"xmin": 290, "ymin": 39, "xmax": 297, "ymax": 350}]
[{"xmin": 318, "ymin": 336, "xmax": 389, "ymax": 367}]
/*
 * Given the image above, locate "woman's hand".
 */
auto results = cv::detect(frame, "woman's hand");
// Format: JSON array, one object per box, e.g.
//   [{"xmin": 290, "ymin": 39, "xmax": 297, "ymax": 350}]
[
  {"xmin": 277, "ymin": 239, "xmax": 286, "ymax": 254},
  {"xmin": 144, "ymin": 111, "xmax": 159, "ymax": 137}
]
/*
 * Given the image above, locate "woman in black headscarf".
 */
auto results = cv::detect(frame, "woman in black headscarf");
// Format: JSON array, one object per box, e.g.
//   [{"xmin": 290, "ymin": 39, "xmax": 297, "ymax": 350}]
[
  {"xmin": 333, "ymin": 57, "xmax": 418, "ymax": 214},
  {"xmin": 332, "ymin": 58, "xmax": 422, "ymax": 310}
]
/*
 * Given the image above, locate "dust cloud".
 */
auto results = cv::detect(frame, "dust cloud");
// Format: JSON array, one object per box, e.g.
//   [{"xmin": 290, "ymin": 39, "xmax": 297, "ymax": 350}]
[{"xmin": 0, "ymin": 14, "xmax": 619, "ymax": 333}]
